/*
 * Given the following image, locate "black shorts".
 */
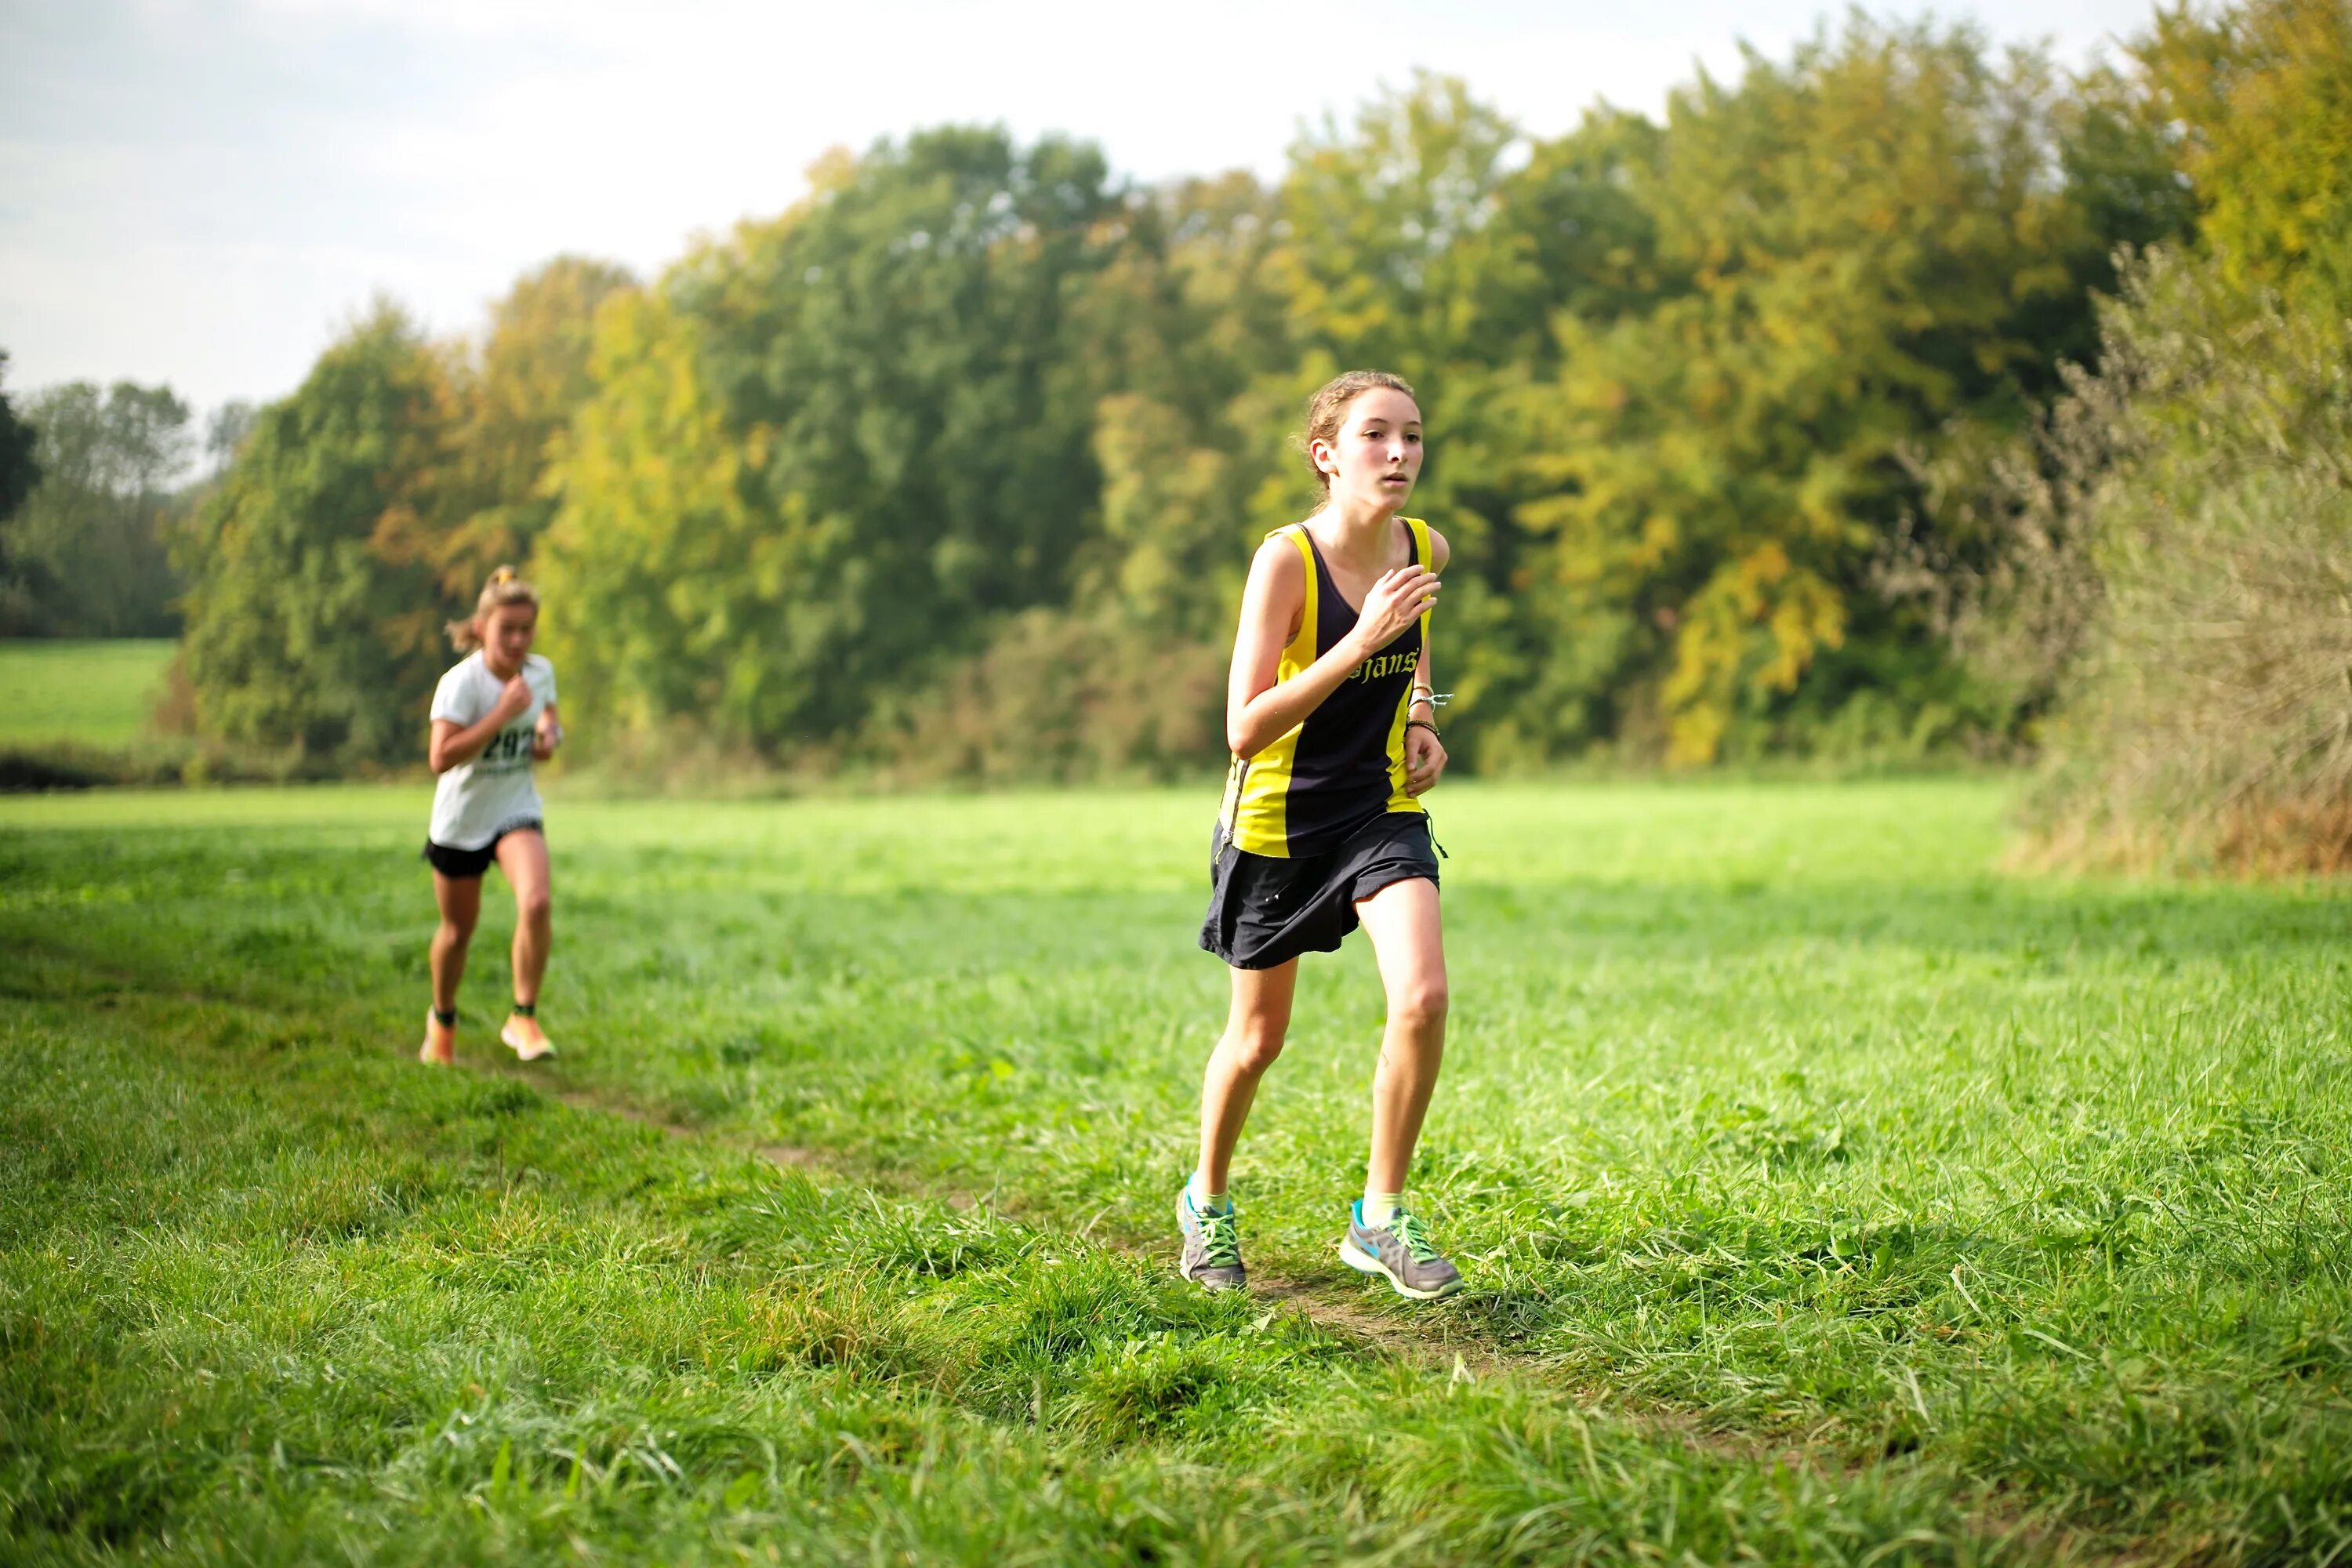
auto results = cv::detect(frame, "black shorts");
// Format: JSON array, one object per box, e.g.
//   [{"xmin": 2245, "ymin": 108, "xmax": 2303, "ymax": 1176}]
[
  {"xmin": 1199, "ymin": 810, "xmax": 1439, "ymax": 971},
  {"xmin": 420, "ymin": 821, "xmax": 543, "ymax": 880}
]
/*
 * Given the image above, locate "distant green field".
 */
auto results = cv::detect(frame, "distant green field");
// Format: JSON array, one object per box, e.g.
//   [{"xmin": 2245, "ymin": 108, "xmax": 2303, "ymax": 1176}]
[
  {"xmin": 5, "ymin": 779, "xmax": 2350, "ymax": 1562},
  {"xmin": 0, "ymin": 638, "xmax": 174, "ymax": 747}
]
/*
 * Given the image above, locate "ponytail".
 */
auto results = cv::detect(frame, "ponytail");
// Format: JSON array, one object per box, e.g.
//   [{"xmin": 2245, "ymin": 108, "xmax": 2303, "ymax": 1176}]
[{"xmin": 445, "ymin": 565, "xmax": 539, "ymax": 652}]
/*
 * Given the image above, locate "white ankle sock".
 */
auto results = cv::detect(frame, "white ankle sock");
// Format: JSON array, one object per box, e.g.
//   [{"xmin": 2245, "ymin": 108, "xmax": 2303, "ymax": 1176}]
[
  {"xmin": 1362, "ymin": 1191, "xmax": 1403, "ymax": 1228},
  {"xmin": 1189, "ymin": 1172, "xmax": 1229, "ymax": 1214}
]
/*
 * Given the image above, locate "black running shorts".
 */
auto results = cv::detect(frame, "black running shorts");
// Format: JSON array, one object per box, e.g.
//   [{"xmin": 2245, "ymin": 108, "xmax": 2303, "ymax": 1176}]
[
  {"xmin": 1199, "ymin": 809, "xmax": 1439, "ymax": 971},
  {"xmin": 420, "ymin": 820, "xmax": 543, "ymax": 880}
]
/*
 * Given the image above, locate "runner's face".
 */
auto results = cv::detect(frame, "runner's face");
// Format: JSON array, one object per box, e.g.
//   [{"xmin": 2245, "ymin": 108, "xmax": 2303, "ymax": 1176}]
[
  {"xmin": 483, "ymin": 604, "xmax": 537, "ymax": 674},
  {"xmin": 1316, "ymin": 388, "xmax": 1423, "ymax": 514}
]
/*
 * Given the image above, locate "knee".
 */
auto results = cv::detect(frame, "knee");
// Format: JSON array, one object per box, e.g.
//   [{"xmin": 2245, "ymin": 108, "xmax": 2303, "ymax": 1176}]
[
  {"xmin": 437, "ymin": 913, "xmax": 477, "ymax": 944},
  {"xmin": 1226, "ymin": 1020, "xmax": 1287, "ymax": 1077},
  {"xmin": 1388, "ymin": 977, "xmax": 1449, "ymax": 1035},
  {"xmin": 517, "ymin": 887, "xmax": 552, "ymax": 925}
]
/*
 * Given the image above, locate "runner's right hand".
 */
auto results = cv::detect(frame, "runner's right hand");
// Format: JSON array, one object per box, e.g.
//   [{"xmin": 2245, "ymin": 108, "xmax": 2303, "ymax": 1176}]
[
  {"xmin": 1352, "ymin": 565, "xmax": 1440, "ymax": 652},
  {"xmin": 491, "ymin": 674, "xmax": 533, "ymax": 724}
]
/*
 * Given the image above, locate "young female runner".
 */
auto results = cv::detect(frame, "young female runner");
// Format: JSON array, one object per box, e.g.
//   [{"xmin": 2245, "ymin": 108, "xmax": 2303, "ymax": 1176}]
[
  {"xmin": 418, "ymin": 566, "xmax": 563, "ymax": 1066},
  {"xmin": 1181, "ymin": 370, "xmax": 1461, "ymax": 1300}
]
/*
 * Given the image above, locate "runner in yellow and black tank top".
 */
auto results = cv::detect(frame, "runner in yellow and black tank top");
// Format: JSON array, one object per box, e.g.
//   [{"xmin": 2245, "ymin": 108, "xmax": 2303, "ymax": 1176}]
[
  {"xmin": 1180, "ymin": 369, "xmax": 1467, "ymax": 1305},
  {"xmin": 1218, "ymin": 516, "xmax": 1433, "ymax": 858},
  {"xmin": 1200, "ymin": 504, "xmax": 1444, "ymax": 975}
]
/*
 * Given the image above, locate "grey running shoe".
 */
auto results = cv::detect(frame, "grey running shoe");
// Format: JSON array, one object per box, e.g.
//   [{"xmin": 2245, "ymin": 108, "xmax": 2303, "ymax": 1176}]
[
  {"xmin": 1176, "ymin": 1185, "xmax": 1247, "ymax": 1292},
  {"xmin": 1338, "ymin": 1202, "xmax": 1464, "ymax": 1300}
]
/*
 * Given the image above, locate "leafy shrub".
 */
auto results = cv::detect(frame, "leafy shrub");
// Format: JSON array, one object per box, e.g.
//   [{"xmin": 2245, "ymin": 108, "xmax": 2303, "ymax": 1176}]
[{"xmin": 1911, "ymin": 247, "xmax": 2352, "ymax": 870}]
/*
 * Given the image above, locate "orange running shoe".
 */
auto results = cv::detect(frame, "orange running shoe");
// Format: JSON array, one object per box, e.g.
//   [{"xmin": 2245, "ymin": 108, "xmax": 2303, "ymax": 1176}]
[
  {"xmin": 419, "ymin": 1009, "xmax": 456, "ymax": 1066},
  {"xmin": 501, "ymin": 1013, "xmax": 556, "ymax": 1062}
]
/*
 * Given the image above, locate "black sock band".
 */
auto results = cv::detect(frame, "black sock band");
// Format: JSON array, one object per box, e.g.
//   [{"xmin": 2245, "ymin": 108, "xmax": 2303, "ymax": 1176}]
[
  {"xmin": 432, "ymin": 1007, "xmax": 456, "ymax": 1027},
  {"xmin": 511, "ymin": 1000, "xmax": 535, "ymax": 1018}
]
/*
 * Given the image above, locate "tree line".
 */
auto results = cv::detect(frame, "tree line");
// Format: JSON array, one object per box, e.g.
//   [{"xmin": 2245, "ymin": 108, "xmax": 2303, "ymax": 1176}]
[
  {"xmin": 1904, "ymin": 0, "xmax": 2352, "ymax": 869},
  {"xmin": 0, "ymin": 365, "xmax": 248, "ymax": 640},
  {"xmin": 6, "ymin": 1, "xmax": 2345, "ymax": 843}
]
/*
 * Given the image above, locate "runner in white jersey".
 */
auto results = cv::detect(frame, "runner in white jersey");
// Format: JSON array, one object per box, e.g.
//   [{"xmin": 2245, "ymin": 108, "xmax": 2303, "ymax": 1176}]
[{"xmin": 418, "ymin": 566, "xmax": 565, "ymax": 1067}]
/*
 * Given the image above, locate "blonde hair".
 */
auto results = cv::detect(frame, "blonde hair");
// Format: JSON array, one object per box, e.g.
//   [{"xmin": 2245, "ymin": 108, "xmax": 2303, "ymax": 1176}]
[
  {"xmin": 445, "ymin": 565, "xmax": 539, "ymax": 652},
  {"xmin": 1301, "ymin": 370, "xmax": 1418, "ymax": 491}
]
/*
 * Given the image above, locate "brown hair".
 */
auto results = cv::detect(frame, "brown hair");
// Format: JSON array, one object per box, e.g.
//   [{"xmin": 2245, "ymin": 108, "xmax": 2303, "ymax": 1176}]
[
  {"xmin": 445, "ymin": 565, "xmax": 539, "ymax": 652},
  {"xmin": 1300, "ymin": 369, "xmax": 1418, "ymax": 491}
]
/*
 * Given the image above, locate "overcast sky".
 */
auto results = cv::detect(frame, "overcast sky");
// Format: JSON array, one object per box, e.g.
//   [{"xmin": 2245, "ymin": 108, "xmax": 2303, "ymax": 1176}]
[{"xmin": 2, "ymin": 0, "xmax": 2162, "ymax": 415}]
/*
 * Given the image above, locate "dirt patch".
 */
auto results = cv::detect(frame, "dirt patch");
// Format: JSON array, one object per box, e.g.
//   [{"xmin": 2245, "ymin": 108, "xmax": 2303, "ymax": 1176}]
[{"xmin": 1246, "ymin": 1272, "xmax": 1506, "ymax": 1373}]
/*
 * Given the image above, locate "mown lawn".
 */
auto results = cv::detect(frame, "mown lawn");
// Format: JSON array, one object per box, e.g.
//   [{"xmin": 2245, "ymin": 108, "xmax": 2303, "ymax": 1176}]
[
  {"xmin": 0, "ymin": 639, "xmax": 174, "ymax": 748},
  {"xmin": 4, "ymin": 779, "xmax": 2349, "ymax": 1563}
]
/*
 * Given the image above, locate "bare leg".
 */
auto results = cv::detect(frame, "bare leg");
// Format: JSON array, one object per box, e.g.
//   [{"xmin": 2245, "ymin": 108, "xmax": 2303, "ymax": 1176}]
[
  {"xmin": 1195, "ymin": 960, "xmax": 1300, "ymax": 1197},
  {"xmin": 1355, "ymin": 877, "xmax": 1448, "ymax": 1196},
  {"xmin": 430, "ymin": 872, "xmax": 482, "ymax": 1018},
  {"xmin": 495, "ymin": 829, "xmax": 552, "ymax": 1013}
]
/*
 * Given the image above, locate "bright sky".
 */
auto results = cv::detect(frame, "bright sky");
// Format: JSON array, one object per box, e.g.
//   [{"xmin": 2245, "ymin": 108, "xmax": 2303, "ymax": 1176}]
[{"xmin": 2, "ymin": 0, "xmax": 2161, "ymax": 416}]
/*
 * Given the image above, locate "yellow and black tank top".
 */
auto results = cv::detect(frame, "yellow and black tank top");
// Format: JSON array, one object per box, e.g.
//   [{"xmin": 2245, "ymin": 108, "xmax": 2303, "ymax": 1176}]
[{"xmin": 1218, "ymin": 517, "xmax": 1432, "ymax": 859}]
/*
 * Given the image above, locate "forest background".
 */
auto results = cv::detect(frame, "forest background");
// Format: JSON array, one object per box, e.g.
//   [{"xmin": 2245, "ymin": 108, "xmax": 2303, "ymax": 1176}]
[{"xmin": 2, "ymin": 0, "xmax": 2346, "ymax": 868}]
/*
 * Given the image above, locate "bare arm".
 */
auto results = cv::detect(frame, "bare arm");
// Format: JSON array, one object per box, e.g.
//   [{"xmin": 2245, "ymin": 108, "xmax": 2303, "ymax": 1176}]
[
  {"xmin": 1225, "ymin": 534, "xmax": 1441, "ymax": 760},
  {"xmin": 1405, "ymin": 528, "xmax": 1453, "ymax": 724},
  {"xmin": 1403, "ymin": 528, "xmax": 1452, "ymax": 795},
  {"xmin": 532, "ymin": 699, "xmax": 564, "ymax": 762}
]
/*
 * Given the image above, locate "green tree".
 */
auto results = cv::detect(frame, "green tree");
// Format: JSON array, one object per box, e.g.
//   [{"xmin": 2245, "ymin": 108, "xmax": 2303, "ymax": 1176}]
[
  {"xmin": 444, "ymin": 257, "xmax": 635, "ymax": 592},
  {"xmin": 1, "ymin": 380, "xmax": 192, "ymax": 637},
  {"xmin": 1510, "ymin": 19, "xmax": 2157, "ymax": 763},
  {"xmin": 547, "ymin": 129, "xmax": 1121, "ymax": 753},
  {"xmin": 1251, "ymin": 83, "xmax": 1692, "ymax": 759},
  {"xmin": 369, "ymin": 257, "xmax": 633, "ymax": 607},
  {"xmin": 2138, "ymin": 0, "xmax": 2352, "ymax": 311},
  {"xmin": 859, "ymin": 172, "xmax": 1304, "ymax": 782},
  {"xmin": 0, "ymin": 353, "xmax": 36, "ymax": 527},
  {"xmin": 0, "ymin": 353, "xmax": 44, "ymax": 628},
  {"xmin": 204, "ymin": 401, "xmax": 257, "ymax": 477},
  {"xmin": 1279, "ymin": 74, "xmax": 1551, "ymax": 381},
  {"xmin": 177, "ymin": 304, "xmax": 451, "ymax": 764},
  {"xmin": 146, "ymin": 22, "xmax": 2249, "ymax": 784},
  {"xmin": 1272, "ymin": 72, "xmax": 1561, "ymax": 533},
  {"xmin": 1068, "ymin": 172, "xmax": 1297, "ymax": 641},
  {"xmin": 532, "ymin": 281, "xmax": 767, "ymax": 746},
  {"xmin": 2042, "ymin": 60, "xmax": 2202, "ymax": 360}
]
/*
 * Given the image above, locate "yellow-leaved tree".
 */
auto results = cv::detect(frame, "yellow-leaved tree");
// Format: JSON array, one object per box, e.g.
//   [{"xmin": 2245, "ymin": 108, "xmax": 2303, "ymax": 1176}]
[{"xmin": 1515, "ymin": 18, "xmax": 2143, "ymax": 763}]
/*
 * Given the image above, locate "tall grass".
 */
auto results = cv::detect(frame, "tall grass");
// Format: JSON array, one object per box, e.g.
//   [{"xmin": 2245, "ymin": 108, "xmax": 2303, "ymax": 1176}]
[{"xmin": 5, "ymin": 779, "xmax": 2351, "ymax": 1560}]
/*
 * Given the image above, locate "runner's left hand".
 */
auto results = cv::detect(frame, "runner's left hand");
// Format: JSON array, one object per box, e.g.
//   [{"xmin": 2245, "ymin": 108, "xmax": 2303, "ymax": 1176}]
[{"xmin": 1405, "ymin": 724, "xmax": 1446, "ymax": 797}]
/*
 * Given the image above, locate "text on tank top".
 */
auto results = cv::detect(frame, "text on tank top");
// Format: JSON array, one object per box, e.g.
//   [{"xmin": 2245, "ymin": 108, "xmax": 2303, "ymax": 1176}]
[{"xmin": 1219, "ymin": 516, "xmax": 1430, "ymax": 859}]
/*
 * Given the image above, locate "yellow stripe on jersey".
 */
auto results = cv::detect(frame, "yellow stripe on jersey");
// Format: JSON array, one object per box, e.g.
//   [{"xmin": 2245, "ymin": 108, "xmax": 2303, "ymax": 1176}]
[
  {"xmin": 1224, "ymin": 525, "xmax": 1319, "ymax": 857},
  {"xmin": 1382, "ymin": 517, "xmax": 1433, "ymax": 813}
]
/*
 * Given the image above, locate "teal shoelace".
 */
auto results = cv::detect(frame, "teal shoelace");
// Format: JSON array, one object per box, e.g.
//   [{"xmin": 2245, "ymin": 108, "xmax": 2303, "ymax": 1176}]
[
  {"xmin": 1390, "ymin": 1210, "xmax": 1442, "ymax": 1264},
  {"xmin": 1196, "ymin": 1206, "xmax": 1243, "ymax": 1269}
]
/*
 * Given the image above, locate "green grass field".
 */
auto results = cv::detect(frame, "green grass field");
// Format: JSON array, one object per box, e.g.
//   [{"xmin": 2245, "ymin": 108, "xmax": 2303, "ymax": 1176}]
[
  {"xmin": 5, "ymin": 779, "xmax": 2350, "ymax": 1563},
  {"xmin": 0, "ymin": 638, "xmax": 175, "ymax": 747}
]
